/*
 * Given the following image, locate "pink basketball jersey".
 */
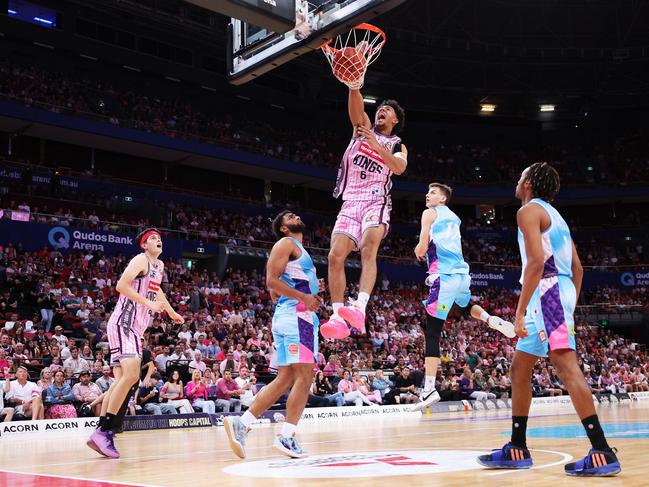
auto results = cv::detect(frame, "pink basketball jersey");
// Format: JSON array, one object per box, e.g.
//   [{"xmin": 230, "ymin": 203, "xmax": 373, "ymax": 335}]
[
  {"xmin": 333, "ymin": 128, "xmax": 402, "ymax": 201},
  {"xmin": 108, "ymin": 258, "xmax": 164, "ymax": 336}
]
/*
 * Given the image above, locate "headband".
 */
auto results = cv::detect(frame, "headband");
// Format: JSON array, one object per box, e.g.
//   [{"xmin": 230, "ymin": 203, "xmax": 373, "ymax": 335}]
[{"xmin": 140, "ymin": 230, "xmax": 160, "ymax": 247}]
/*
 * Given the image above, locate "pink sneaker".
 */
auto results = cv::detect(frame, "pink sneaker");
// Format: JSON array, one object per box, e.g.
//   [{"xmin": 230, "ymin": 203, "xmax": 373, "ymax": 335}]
[
  {"xmin": 87, "ymin": 429, "xmax": 120, "ymax": 459},
  {"xmin": 320, "ymin": 317, "xmax": 350, "ymax": 339},
  {"xmin": 339, "ymin": 305, "xmax": 366, "ymax": 334}
]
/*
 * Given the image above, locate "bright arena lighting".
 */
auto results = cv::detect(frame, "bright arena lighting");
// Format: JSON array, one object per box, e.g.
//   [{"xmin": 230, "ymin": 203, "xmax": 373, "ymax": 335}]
[
  {"xmin": 540, "ymin": 104, "xmax": 556, "ymax": 112},
  {"xmin": 480, "ymin": 104, "xmax": 496, "ymax": 112}
]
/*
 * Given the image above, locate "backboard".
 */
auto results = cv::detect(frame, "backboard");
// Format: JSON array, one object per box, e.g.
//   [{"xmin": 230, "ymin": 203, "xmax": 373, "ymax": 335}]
[{"xmin": 227, "ymin": 0, "xmax": 407, "ymax": 85}]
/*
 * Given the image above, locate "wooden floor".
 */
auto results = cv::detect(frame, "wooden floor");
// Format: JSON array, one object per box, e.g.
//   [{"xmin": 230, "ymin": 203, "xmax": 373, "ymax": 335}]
[{"xmin": 1, "ymin": 403, "xmax": 647, "ymax": 487}]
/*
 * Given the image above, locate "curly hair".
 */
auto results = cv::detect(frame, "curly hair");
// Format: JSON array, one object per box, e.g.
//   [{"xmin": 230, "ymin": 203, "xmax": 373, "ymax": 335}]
[
  {"xmin": 378, "ymin": 99, "xmax": 405, "ymax": 135},
  {"xmin": 525, "ymin": 162, "xmax": 560, "ymax": 201}
]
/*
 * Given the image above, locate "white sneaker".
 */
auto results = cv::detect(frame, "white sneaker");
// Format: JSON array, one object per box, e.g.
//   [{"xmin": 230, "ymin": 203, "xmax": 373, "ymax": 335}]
[
  {"xmin": 273, "ymin": 435, "xmax": 308, "ymax": 459},
  {"xmin": 410, "ymin": 389, "xmax": 441, "ymax": 412},
  {"xmin": 224, "ymin": 416, "xmax": 249, "ymax": 459},
  {"xmin": 487, "ymin": 316, "xmax": 516, "ymax": 339}
]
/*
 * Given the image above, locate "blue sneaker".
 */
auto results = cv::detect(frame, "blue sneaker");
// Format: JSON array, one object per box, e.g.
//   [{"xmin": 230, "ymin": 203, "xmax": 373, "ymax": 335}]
[
  {"xmin": 564, "ymin": 448, "xmax": 620, "ymax": 477},
  {"xmin": 273, "ymin": 435, "xmax": 308, "ymax": 459},
  {"xmin": 224, "ymin": 416, "xmax": 249, "ymax": 459},
  {"xmin": 477, "ymin": 442, "xmax": 533, "ymax": 469}
]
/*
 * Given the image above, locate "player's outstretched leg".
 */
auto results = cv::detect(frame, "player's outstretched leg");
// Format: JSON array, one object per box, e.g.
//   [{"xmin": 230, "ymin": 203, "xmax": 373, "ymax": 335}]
[{"xmin": 466, "ymin": 301, "xmax": 515, "ymax": 339}]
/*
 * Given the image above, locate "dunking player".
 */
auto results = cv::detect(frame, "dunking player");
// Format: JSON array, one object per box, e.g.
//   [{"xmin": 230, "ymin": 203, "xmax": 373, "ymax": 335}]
[
  {"xmin": 478, "ymin": 163, "xmax": 621, "ymax": 476},
  {"xmin": 410, "ymin": 183, "xmax": 515, "ymax": 411},
  {"xmin": 225, "ymin": 211, "xmax": 322, "ymax": 459},
  {"xmin": 321, "ymin": 88, "xmax": 407, "ymax": 339},
  {"xmin": 87, "ymin": 228, "xmax": 184, "ymax": 458}
]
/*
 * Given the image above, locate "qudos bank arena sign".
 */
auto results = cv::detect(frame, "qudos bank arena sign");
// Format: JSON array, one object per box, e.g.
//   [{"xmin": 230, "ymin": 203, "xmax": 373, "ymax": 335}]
[
  {"xmin": 0, "ymin": 220, "xmax": 183, "ymax": 259},
  {"xmin": 47, "ymin": 226, "xmax": 133, "ymax": 252}
]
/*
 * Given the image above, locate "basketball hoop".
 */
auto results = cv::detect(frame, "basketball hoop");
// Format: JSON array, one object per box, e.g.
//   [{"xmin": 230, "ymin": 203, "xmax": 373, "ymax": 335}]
[{"xmin": 321, "ymin": 23, "xmax": 387, "ymax": 90}]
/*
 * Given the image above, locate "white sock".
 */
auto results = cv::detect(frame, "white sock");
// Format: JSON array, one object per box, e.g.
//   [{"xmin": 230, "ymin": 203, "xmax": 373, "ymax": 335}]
[
  {"xmin": 240, "ymin": 410, "xmax": 256, "ymax": 428},
  {"xmin": 332, "ymin": 302, "xmax": 343, "ymax": 316},
  {"xmin": 424, "ymin": 375, "xmax": 436, "ymax": 391},
  {"xmin": 281, "ymin": 422, "xmax": 297, "ymax": 438},
  {"xmin": 356, "ymin": 292, "xmax": 370, "ymax": 311},
  {"xmin": 480, "ymin": 310, "xmax": 490, "ymax": 322}
]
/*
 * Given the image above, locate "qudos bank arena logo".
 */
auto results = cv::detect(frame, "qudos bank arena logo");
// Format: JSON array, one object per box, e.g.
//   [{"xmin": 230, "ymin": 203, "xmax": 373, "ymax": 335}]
[
  {"xmin": 48, "ymin": 226, "xmax": 71, "ymax": 249},
  {"xmin": 620, "ymin": 272, "xmax": 635, "ymax": 287}
]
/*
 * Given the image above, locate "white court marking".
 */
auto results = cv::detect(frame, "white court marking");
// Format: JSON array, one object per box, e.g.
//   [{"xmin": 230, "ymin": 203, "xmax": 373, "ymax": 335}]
[{"xmin": 223, "ymin": 450, "xmax": 488, "ymax": 478}]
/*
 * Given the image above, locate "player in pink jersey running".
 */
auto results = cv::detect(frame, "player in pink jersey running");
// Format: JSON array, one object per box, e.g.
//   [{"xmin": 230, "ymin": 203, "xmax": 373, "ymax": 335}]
[
  {"xmin": 87, "ymin": 228, "xmax": 184, "ymax": 459},
  {"xmin": 321, "ymin": 88, "xmax": 407, "ymax": 339}
]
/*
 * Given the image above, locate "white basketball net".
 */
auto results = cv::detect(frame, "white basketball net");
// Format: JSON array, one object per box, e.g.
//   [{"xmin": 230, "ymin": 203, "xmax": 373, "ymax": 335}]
[{"xmin": 321, "ymin": 23, "xmax": 386, "ymax": 90}]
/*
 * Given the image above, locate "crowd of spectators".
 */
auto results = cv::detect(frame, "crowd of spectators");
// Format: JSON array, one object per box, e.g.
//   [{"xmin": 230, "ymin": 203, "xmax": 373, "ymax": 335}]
[
  {"xmin": 2, "ymin": 192, "xmax": 645, "ymax": 270},
  {"xmin": 2, "ymin": 62, "xmax": 649, "ymax": 185},
  {"xmin": 0, "ymin": 243, "xmax": 647, "ymax": 422}
]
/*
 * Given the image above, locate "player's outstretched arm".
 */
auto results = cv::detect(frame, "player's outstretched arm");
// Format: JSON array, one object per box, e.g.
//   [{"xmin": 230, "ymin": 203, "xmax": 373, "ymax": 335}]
[
  {"xmin": 348, "ymin": 89, "xmax": 371, "ymax": 130},
  {"xmin": 266, "ymin": 238, "xmax": 322, "ymax": 312},
  {"xmin": 415, "ymin": 208, "xmax": 437, "ymax": 261}
]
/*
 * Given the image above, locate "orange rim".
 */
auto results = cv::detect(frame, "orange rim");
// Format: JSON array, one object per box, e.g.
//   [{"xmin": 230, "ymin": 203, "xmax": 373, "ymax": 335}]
[{"xmin": 320, "ymin": 23, "xmax": 387, "ymax": 53}]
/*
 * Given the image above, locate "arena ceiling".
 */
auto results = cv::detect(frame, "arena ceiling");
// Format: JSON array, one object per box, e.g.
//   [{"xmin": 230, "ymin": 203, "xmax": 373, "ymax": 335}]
[{"xmin": 10, "ymin": 1, "xmax": 649, "ymax": 118}]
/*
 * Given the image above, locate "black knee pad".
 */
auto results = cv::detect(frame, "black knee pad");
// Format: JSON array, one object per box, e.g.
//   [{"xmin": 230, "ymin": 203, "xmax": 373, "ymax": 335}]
[
  {"xmin": 425, "ymin": 315, "xmax": 444, "ymax": 358},
  {"xmin": 458, "ymin": 302, "xmax": 473, "ymax": 319}
]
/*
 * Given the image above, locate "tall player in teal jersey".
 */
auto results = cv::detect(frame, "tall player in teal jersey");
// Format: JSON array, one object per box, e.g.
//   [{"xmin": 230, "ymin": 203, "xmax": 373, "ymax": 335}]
[
  {"xmin": 224, "ymin": 211, "xmax": 322, "ymax": 460},
  {"xmin": 411, "ymin": 182, "xmax": 515, "ymax": 412},
  {"xmin": 478, "ymin": 163, "xmax": 620, "ymax": 476}
]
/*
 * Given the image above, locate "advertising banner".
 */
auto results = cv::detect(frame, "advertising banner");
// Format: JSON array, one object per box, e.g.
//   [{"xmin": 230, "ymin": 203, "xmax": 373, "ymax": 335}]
[{"xmin": 0, "ymin": 220, "xmax": 183, "ymax": 259}]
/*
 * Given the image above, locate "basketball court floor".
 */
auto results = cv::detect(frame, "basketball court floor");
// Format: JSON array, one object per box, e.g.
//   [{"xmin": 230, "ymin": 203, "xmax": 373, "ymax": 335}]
[{"xmin": 1, "ymin": 403, "xmax": 646, "ymax": 486}]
